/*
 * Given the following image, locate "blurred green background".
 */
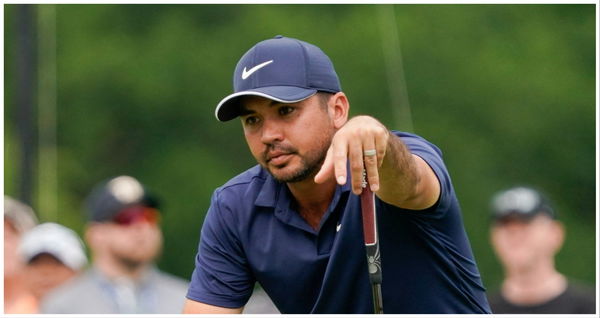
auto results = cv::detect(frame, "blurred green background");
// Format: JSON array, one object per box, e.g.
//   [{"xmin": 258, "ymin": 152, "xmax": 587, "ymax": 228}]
[{"xmin": 4, "ymin": 4, "xmax": 596, "ymax": 293}]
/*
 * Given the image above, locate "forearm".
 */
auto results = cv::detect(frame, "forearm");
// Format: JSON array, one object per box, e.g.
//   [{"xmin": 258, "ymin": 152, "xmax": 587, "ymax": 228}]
[{"xmin": 377, "ymin": 133, "xmax": 440, "ymax": 210}]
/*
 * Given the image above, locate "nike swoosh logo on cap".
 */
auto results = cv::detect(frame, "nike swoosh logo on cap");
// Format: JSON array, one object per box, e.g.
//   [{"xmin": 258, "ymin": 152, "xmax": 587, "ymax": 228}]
[{"xmin": 242, "ymin": 60, "xmax": 274, "ymax": 80}]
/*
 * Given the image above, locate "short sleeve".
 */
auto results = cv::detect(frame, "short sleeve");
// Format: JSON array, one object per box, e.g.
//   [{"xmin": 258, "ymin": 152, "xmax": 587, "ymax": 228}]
[{"xmin": 186, "ymin": 189, "xmax": 254, "ymax": 308}]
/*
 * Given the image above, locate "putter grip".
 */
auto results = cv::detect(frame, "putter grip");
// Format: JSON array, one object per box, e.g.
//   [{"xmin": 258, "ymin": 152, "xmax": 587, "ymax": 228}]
[
  {"xmin": 360, "ymin": 186, "xmax": 377, "ymax": 245},
  {"xmin": 361, "ymin": 184, "xmax": 382, "ymax": 284}
]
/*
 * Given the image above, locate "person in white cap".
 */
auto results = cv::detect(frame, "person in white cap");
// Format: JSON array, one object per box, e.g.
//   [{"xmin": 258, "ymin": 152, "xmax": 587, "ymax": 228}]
[
  {"xmin": 19, "ymin": 222, "xmax": 88, "ymax": 313},
  {"xmin": 4, "ymin": 195, "xmax": 38, "ymax": 314}
]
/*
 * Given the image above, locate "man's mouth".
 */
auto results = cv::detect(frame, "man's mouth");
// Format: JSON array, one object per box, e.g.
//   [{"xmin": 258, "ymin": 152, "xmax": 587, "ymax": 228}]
[{"xmin": 266, "ymin": 151, "xmax": 293, "ymax": 166}]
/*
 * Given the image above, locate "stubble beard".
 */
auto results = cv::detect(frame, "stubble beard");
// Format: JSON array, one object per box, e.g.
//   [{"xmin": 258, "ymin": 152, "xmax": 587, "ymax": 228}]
[
  {"xmin": 115, "ymin": 255, "xmax": 145, "ymax": 271},
  {"xmin": 264, "ymin": 133, "xmax": 332, "ymax": 184},
  {"xmin": 270, "ymin": 148, "xmax": 327, "ymax": 183},
  {"xmin": 110, "ymin": 239, "xmax": 162, "ymax": 273}
]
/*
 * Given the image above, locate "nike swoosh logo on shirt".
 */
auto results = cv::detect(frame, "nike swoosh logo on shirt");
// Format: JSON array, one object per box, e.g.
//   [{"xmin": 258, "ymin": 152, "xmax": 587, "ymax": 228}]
[
  {"xmin": 241, "ymin": 60, "xmax": 274, "ymax": 80},
  {"xmin": 336, "ymin": 223, "xmax": 342, "ymax": 232}
]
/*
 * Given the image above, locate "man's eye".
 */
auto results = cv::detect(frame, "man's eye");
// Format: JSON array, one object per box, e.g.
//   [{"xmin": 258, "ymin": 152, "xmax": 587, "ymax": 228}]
[
  {"xmin": 279, "ymin": 106, "xmax": 294, "ymax": 116},
  {"xmin": 244, "ymin": 116, "xmax": 259, "ymax": 125}
]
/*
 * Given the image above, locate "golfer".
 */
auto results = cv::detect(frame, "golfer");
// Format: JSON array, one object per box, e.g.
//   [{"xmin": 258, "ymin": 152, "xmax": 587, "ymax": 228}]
[{"xmin": 183, "ymin": 35, "xmax": 491, "ymax": 314}]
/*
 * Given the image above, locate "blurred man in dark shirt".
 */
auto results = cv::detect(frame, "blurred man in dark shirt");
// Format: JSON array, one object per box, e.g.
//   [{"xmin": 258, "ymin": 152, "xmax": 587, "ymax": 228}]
[{"xmin": 487, "ymin": 186, "xmax": 595, "ymax": 314}]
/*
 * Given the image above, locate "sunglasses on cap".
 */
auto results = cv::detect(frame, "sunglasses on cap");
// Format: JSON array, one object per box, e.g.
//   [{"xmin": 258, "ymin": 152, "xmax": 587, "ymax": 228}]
[{"xmin": 112, "ymin": 206, "xmax": 160, "ymax": 226}]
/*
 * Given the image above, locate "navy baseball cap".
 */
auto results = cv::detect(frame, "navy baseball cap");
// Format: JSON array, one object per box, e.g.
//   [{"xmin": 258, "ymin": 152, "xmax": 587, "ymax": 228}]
[
  {"xmin": 215, "ymin": 35, "xmax": 342, "ymax": 121},
  {"xmin": 85, "ymin": 175, "xmax": 159, "ymax": 222},
  {"xmin": 490, "ymin": 186, "xmax": 556, "ymax": 222}
]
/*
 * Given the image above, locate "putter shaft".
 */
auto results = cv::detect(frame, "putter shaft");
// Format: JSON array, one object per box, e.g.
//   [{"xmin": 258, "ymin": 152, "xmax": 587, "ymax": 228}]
[{"xmin": 372, "ymin": 283, "xmax": 384, "ymax": 314}]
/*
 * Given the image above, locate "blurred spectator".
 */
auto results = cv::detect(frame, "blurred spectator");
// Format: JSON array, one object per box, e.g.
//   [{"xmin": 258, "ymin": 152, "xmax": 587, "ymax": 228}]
[
  {"xmin": 4, "ymin": 195, "xmax": 38, "ymax": 313},
  {"xmin": 487, "ymin": 186, "xmax": 595, "ymax": 314},
  {"xmin": 242, "ymin": 284, "xmax": 279, "ymax": 314},
  {"xmin": 41, "ymin": 176, "xmax": 188, "ymax": 314},
  {"xmin": 19, "ymin": 222, "xmax": 88, "ymax": 313}
]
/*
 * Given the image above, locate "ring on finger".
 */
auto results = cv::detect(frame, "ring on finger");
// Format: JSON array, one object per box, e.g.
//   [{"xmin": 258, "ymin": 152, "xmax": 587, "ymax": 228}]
[{"xmin": 363, "ymin": 149, "xmax": 377, "ymax": 157}]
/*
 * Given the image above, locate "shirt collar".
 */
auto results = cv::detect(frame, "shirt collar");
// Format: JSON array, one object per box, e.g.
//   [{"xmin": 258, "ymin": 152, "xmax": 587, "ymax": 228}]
[
  {"xmin": 253, "ymin": 166, "xmax": 352, "ymax": 209},
  {"xmin": 254, "ymin": 167, "xmax": 280, "ymax": 208}
]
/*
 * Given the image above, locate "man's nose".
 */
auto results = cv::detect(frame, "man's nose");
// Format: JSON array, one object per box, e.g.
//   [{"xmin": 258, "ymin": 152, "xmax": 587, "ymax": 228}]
[{"xmin": 260, "ymin": 119, "xmax": 284, "ymax": 145}]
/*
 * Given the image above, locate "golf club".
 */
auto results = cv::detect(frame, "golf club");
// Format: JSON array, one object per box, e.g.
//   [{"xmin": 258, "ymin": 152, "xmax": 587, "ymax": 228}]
[{"xmin": 361, "ymin": 169, "xmax": 383, "ymax": 314}]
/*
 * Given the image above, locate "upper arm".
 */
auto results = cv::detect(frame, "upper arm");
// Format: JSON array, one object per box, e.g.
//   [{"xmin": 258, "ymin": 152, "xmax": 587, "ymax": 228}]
[
  {"xmin": 186, "ymin": 190, "xmax": 254, "ymax": 308},
  {"xmin": 378, "ymin": 153, "xmax": 440, "ymax": 210},
  {"xmin": 405, "ymin": 153, "xmax": 441, "ymax": 210},
  {"xmin": 182, "ymin": 298, "xmax": 243, "ymax": 314},
  {"xmin": 377, "ymin": 132, "xmax": 443, "ymax": 211}
]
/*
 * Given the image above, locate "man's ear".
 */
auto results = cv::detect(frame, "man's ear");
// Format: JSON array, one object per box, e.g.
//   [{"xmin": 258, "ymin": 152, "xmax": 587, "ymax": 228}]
[{"xmin": 328, "ymin": 92, "xmax": 349, "ymax": 129}]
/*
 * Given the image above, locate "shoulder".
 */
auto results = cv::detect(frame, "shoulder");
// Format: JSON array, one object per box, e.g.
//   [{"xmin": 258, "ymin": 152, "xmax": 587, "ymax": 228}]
[
  {"xmin": 566, "ymin": 280, "xmax": 595, "ymax": 294},
  {"xmin": 147, "ymin": 269, "xmax": 190, "ymax": 312},
  {"xmin": 564, "ymin": 281, "xmax": 596, "ymax": 303},
  {"xmin": 392, "ymin": 131, "xmax": 443, "ymax": 157},
  {"xmin": 40, "ymin": 270, "xmax": 103, "ymax": 313},
  {"xmin": 546, "ymin": 280, "xmax": 596, "ymax": 314},
  {"xmin": 392, "ymin": 130, "xmax": 448, "ymax": 181},
  {"xmin": 44, "ymin": 270, "xmax": 96, "ymax": 298},
  {"xmin": 152, "ymin": 269, "xmax": 190, "ymax": 292},
  {"xmin": 201, "ymin": 165, "xmax": 278, "ymax": 245},
  {"xmin": 213, "ymin": 165, "xmax": 268, "ymax": 205},
  {"xmin": 211, "ymin": 165, "xmax": 281, "ymax": 218},
  {"xmin": 219, "ymin": 165, "xmax": 267, "ymax": 191}
]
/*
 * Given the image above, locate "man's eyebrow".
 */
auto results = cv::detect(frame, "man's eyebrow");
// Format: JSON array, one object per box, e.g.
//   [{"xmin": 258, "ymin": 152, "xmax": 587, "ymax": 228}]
[
  {"xmin": 239, "ymin": 106, "xmax": 255, "ymax": 116},
  {"xmin": 239, "ymin": 100, "xmax": 284, "ymax": 115}
]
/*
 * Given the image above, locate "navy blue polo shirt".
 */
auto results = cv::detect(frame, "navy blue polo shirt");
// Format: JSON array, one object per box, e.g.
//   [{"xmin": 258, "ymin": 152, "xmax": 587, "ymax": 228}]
[{"xmin": 187, "ymin": 131, "xmax": 491, "ymax": 314}]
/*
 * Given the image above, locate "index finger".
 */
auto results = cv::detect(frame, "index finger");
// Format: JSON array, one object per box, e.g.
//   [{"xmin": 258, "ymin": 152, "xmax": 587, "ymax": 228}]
[
  {"xmin": 332, "ymin": 137, "xmax": 349, "ymax": 185},
  {"xmin": 314, "ymin": 146, "xmax": 334, "ymax": 184}
]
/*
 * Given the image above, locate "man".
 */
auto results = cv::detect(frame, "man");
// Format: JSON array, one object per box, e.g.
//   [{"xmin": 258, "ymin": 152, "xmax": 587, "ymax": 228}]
[
  {"xmin": 4, "ymin": 196, "xmax": 38, "ymax": 313},
  {"xmin": 41, "ymin": 175, "xmax": 189, "ymax": 314},
  {"xmin": 19, "ymin": 222, "xmax": 88, "ymax": 313},
  {"xmin": 183, "ymin": 36, "xmax": 491, "ymax": 314},
  {"xmin": 487, "ymin": 186, "xmax": 595, "ymax": 314}
]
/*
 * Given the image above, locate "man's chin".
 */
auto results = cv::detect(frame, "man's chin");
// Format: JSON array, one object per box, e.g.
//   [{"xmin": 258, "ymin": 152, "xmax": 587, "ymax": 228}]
[
  {"xmin": 116, "ymin": 253, "xmax": 158, "ymax": 269},
  {"xmin": 267, "ymin": 165, "xmax": 316, "ymax": 183}
]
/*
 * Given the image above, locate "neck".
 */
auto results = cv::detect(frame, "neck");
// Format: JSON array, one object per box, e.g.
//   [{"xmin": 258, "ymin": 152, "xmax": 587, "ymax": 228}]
[
  {"xmin": 501, "ymin": 260, "xmax": 567, "ymax": 305},
  {"xmin": 94, "ymin": 254, "xmax": 150, "ymax": 282},
  {"xmin": 286, "ymin": 175, "xmax": 337, "ymax": 230}
]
